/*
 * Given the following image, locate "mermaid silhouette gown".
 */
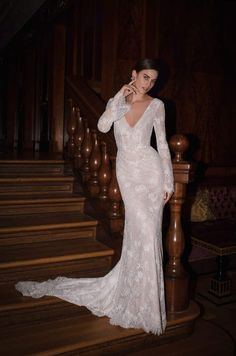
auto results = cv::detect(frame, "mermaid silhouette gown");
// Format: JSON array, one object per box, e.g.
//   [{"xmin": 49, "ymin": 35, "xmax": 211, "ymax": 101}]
[{"xmin": 16, "ymin": 91, "xmax": 174, "ymax": 335}]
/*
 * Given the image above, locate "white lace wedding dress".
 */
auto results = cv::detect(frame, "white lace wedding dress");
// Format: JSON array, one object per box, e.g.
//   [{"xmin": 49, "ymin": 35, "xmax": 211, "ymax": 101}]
[{"xmin": 16, "ymin": 91, "xmax": 174, "ymax": 335}]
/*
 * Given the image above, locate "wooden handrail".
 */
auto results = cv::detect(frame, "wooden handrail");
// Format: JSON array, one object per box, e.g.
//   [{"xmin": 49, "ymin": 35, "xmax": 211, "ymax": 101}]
[{"xmin": 66, "ymin": 76, "xmax": 117, "ymax": 155}]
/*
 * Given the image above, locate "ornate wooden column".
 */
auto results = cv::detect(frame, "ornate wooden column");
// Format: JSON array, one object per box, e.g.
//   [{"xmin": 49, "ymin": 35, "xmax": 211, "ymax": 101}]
[
  {"xmin": 74, "ymin": 108, "xmax": 84, "ymax": 169},
  {"xmin": 88, "ymin": 130, "xmax": 102, "ymax": 197},
  {"xmin": 98, "ymin": 142, "xmax": 111, "ymax": 199},
  {"xmin": 81, "ymin": 121, "xmax": 92, "ymax": 182},
  {"xmin": 108, "ymin": 157, "xmax": 123, "ymax": 232},
  {"xmin": 165, "ymin": 134, "xmax": 195, "ymax": 313},
  {"xmin": 66, "ymin": 105, "xmax": 77, "ymax": 158}
]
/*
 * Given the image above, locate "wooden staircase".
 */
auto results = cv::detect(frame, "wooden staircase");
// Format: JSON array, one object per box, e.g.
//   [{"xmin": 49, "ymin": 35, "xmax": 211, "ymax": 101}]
[{"xmin": 0, "ymin": 157, "xmax": 199, "ymax": 355}]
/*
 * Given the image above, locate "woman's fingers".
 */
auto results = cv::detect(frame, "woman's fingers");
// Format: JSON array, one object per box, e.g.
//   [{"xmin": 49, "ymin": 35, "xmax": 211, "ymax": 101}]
[
  {"xmin": 163, "ymin": 191, "xmax": 173, "ymax": 204},
  {"xmin": 163, "ymin": 192, "xmax": 168, "ymax": 203},
  {"xmin": 129, "ymin": 80, "xmax": 137, "ymax": 87},
  {"xmin": 128, "ymin": 79, "xmax": 135, "ymax": 85},
  {"xmin": 124, "ymin": 83, "xmax": 137, "ymax": 96},
  {"xmin": 126, "ymin": 87, "xmax": 136, "ymax": 95},
  {"xmin": 120, "ymin": 80, "xmax": 137, "ymax": 97},
  {"xmin": 128, "ymin": 80, "xmax": 137, "ymax": 93}
]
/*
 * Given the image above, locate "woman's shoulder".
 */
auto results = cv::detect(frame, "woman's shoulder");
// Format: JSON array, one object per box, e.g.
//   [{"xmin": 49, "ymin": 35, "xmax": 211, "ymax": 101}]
[
  {"xmin": 152, "ymin": 98, "xmax": 165, "ymax": 112},
  {"xmin": 151, "ymin": 97, "xmax": 164, "ymax": 110}
]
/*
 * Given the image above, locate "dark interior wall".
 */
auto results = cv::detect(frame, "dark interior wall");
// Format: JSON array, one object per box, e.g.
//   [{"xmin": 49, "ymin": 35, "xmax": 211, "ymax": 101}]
[
  {"xmin": 0, "ymin": 0, "xmax": 235, "ymax": 164},
  {"xmin": 0, "ymin": 59, "xmax": 6, "ymax": 144},
  {"xmin": 0, "ymin": 0, "xmax": 47, "ymax": 50},
  {"xmin": 100, "ymin": 0, "xmax": 236, "ymax": 164},
  {"xmin": 155, "ymin": 0, "xmax": 236, "ymax": 164},
  {"xmin": 100, "ymin": 0, "xmax": 160, "ymax": 99}
]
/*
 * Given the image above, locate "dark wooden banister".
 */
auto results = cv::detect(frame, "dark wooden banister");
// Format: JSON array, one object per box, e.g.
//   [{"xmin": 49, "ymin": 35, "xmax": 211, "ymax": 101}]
[{"xmin": 66, "ymin": 76, "xmax": 117, "ymax": 155}]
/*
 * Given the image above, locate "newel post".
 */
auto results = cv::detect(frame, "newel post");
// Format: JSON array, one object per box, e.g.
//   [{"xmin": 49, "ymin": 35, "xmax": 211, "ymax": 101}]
[{"xmin": 165, "ymin": 134, "xmax": 195, "ymax": 313}]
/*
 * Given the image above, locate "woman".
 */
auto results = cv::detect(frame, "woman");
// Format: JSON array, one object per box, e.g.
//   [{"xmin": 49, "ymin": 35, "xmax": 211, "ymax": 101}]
[{"xmin": 16, "ymin": 58, "xmax": 174, "ymax": 335}]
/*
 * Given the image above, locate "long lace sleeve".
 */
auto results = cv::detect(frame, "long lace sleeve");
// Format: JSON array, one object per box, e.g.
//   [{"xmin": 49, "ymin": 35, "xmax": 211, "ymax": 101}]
[
  {"xmin": 153, "ymin": 101, "xmax": 174, "ymax": 193},
  {"xmin": 97, "ymin": 91, "xmax": 130, "ymax": 133}
]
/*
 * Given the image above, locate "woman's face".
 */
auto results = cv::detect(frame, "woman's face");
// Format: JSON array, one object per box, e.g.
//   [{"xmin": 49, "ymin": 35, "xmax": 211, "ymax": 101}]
[{"xmin": 132, "ymin": 69, "xmax": 158, "ymax": 95}]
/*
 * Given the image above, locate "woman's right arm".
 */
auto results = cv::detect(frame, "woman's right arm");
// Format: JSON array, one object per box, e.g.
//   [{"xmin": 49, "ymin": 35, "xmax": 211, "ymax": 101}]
[
  {"xmin": 97, "ymin": 81, "xmax": 136, "ymax": 133},
  {"xmin": 97, "ymin": 91, "xmax": 130, "ymax": 133}
]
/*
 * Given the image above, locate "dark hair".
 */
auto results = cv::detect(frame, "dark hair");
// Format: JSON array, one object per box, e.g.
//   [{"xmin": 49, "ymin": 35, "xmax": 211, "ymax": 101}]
[{"xmin": 134, "ymin": 58, "xmax": 160, "ymax": 73}]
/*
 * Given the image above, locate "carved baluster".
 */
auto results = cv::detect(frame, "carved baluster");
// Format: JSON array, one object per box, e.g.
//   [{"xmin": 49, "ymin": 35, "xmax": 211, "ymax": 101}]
[
  {"xmin": 66, "ymin": 104, "xmax": 77, "ymax": 158},
  {"xmin": 81, "ymin": 120, "xmax": 92, "ymax": 182},
  {"xmin": 98, "ymin": 142, "xmax": 111, "ymax": 199},
  {"xmin": 108, "ymin": 157, "xmax": 123, "ymax": 232},
  {"xmin": 74, "ymin": 108, "xmax": 84, "ymax": 170},
  {"xmin": 165, "ymin": 134, "xmax": 195, "ymax": 314},
  {"xmin": 88, "ymin": 130, "xmax": 102, "ymax": 197}
]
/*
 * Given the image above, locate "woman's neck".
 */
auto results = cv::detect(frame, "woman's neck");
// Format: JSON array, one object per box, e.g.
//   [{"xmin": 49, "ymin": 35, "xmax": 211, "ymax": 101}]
[{"xmin": 128, "ymin": 92, "xmax": 148, "ymax": 104}]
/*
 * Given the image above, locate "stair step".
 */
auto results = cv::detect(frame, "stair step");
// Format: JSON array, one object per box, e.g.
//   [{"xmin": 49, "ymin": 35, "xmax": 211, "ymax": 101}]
[
  {"xmin": 0, "ymin": 283, "xmax": 76, "ymax": 312},
  {"xmin": 0, "ymin": 297, "xmax": 199, "ymax": 356},
  {"xmin": 0, "ymin": 238, "xmax": 114, "ymax": 283},
  {"xmin": 0, "ymin": 238, "xmax": 114, "ymax": 268},
  {"xmin": 0, "ymin": 310, "xmax": 145, "ymax": 356},
  {"xmin": 0, "ymin": 159, "xmax": 66, "ymax": 176},
  {"xmin": 0, "ymin": 211, "xmax": 98, "ymax": 245},
  {"xmin": 0, "ymin": 176, "xmax": 75, "ymax": 196},
  {"xmin": 0, "ymin": 193, "xmax": 85, "ymax": 215},
  {"xmin": 0, "ymin": 283, "xmax": 90, "ymax": 327}
]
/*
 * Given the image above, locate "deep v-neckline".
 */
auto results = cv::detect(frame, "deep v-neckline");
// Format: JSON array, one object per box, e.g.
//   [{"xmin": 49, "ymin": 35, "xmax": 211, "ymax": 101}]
[{"xmin": 124, "ymin": 99, "xmax": 155, "ymax": 129}]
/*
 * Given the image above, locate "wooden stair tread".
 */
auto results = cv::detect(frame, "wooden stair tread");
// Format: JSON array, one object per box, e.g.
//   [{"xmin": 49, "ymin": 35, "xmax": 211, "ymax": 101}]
[
  {"xmin": 0, "ymin": 238, "xmax": 114, "ymax": 268},
  {"xmin": 0, "ymin": 193, "xmax": 85, "ymax": 205},
  {"xmin": 0, "ymin": 283, "xmax": 62, "ymax": 310},
  {"xmin": 0, "ymin": 282, "xmax": 199, "ymax": 325},
  {"xmin": 0, "ymin": 175, "xmax": 74, "ymax": 182},
  {"xmin": 0, "ymin": 311, "xmax": 144, "ymax": 355},
  {"xmin": 0, "ymin": 159, "xmax": 65, "ymax": 164},
  {"xmin": 0, "ymin": 211, "xmax": 97, "ymax": 231},
  {"xmin": 0, "ymin": 300, "xmax": 200, "ymax": 355},
  {"xmin": 0, "ymin": 152, "xmax": 65, "ymax": 162},
  {"xmin": 0, "ymin": 284, "xmax": 62, "ymax": 311}
]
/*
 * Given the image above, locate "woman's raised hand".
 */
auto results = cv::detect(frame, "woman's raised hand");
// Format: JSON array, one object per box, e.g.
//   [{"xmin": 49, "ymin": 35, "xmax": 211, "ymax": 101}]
[{"xmin": 120, "ymin": 80, "xmax": 137, "ymax": 97}]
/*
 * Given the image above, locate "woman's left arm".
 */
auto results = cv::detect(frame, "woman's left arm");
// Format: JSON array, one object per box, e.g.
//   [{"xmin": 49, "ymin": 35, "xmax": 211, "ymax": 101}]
[{"xmin": 153, "ymin": 100, "xmax": 174, "ymax": 203}]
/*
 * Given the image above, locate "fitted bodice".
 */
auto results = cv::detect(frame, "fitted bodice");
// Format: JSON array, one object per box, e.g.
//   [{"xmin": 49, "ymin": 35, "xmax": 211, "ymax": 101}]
[
  {"xmin": 114, "ymin": 99, "xmax": 156, "ymax": 153},
  {"xmin": 97, "ymin": 91, "xmax": 174, "ymax": 194}
]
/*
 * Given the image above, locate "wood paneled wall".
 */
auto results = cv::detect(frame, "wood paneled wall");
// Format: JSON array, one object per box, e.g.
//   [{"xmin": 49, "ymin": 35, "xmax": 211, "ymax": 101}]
[
  {"xmin": 5, "ymin": 60, "xmax": 18, "ymax": 150},
  {"xmin": 49, "ymin": 25, "xmax": 66, "ymax": 152},
  {"xmin": 156, "ymin": 1, "xmax": 236, "ymax": 164},
  {"xmin": 101, "ymin": 0, "xmax": 160, "ymax": 100},
  {"xmin": 22, "ymin": 48, "xmax": 36, "ymax": 150},
  {"xmin": 0, "ymin": 0, "xmax": 235, "ymax": 164}
]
